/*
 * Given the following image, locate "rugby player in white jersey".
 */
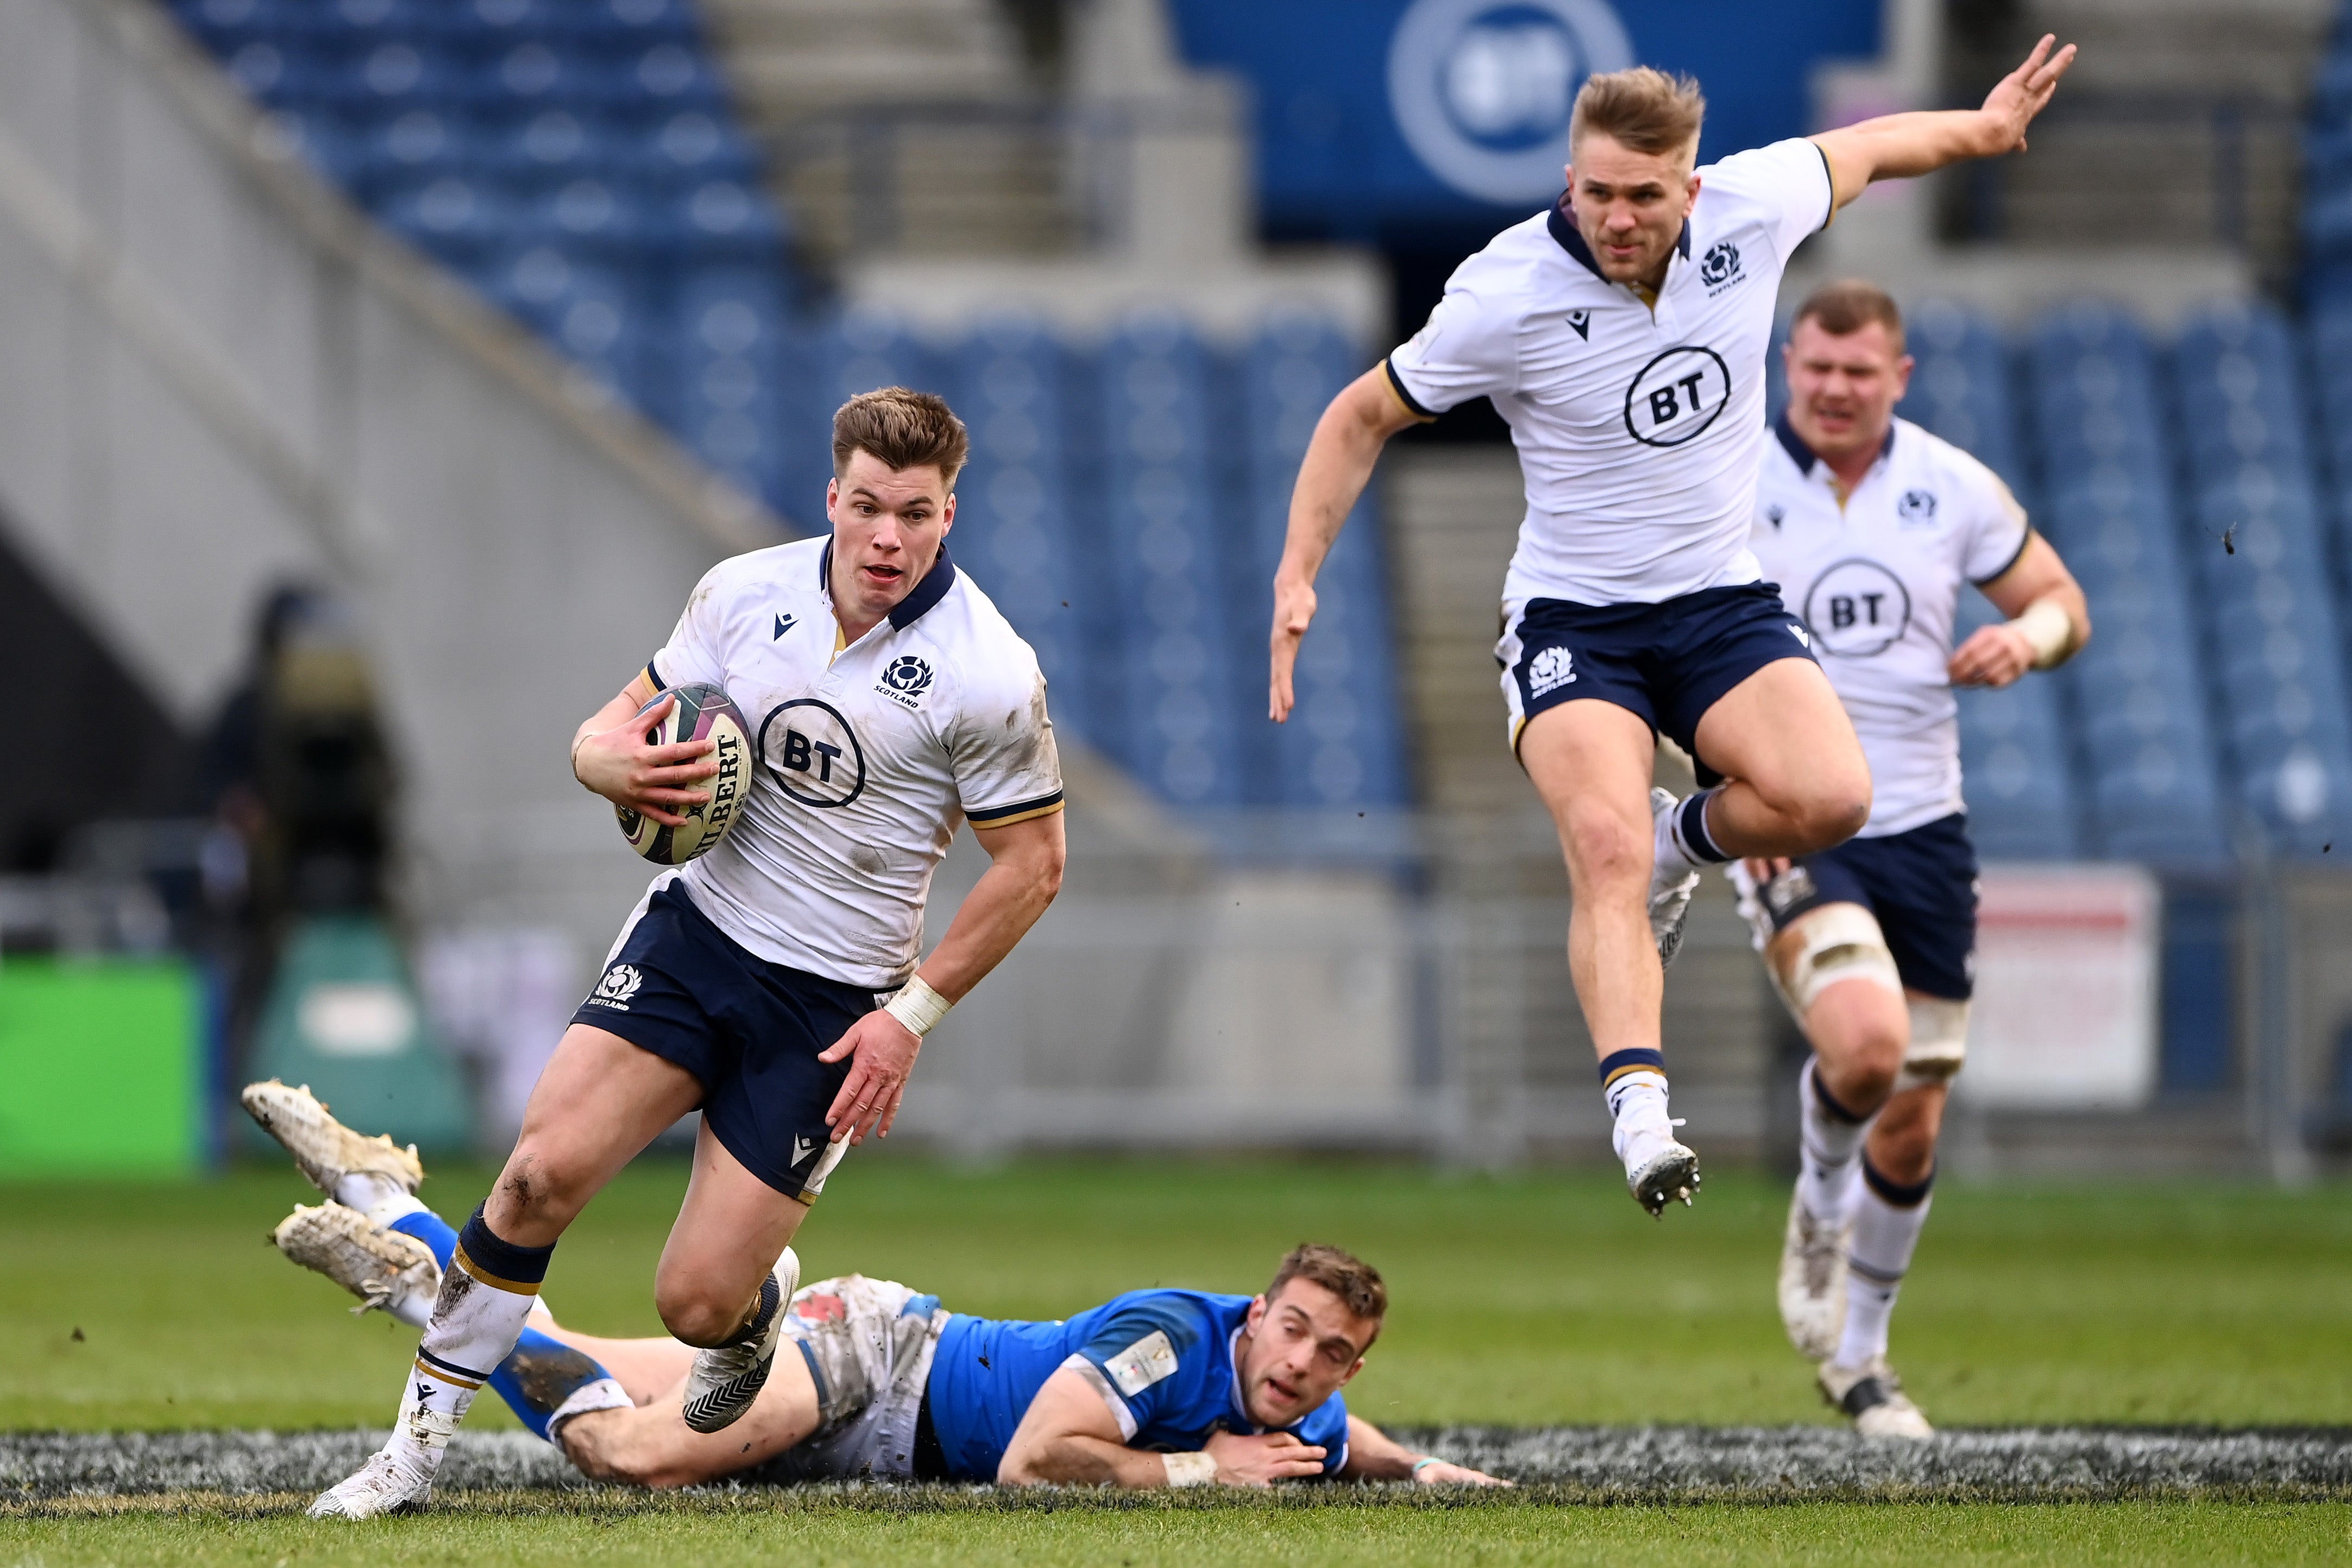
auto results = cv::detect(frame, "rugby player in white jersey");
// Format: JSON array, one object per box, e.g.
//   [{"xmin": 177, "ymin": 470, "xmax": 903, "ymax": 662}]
[
  {"xmin": 305, "ymin": 388, "xmax": 1068, "ymax": 1516},
  {"xmin": 1271, "ymin": 42, "xmax": 2074, "ymax": 1214},
  {"xmin": 1740, "ymin": 281, "xmax": 2087, "ymax": 1435}
]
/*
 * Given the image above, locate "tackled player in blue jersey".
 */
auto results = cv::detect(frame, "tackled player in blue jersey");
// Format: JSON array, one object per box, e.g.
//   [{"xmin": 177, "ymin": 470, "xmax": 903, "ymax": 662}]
[{"xmin": 248, "ymin": 1085, "xmax": 1506, "ymax": 1489}]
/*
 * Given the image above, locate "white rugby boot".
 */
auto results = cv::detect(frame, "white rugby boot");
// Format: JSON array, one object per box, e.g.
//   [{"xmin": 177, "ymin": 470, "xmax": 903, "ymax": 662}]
[
  {"xmin": 681, "ymin": 1246, "xmax": 800, "ymax": 1434},
  {"xmin": 1818, "ymin": 1356, "xmax": 1934, "ymax": 1439},
  {"xmin": 1647, "ymin": 788, "xmax": 1702, "ymax": 967},
  {"xmin": 1625, "ymin": 1140, "xmax": 1701, "ymax": 1217},
  {"xmin": 309, "ymin": 1418, "xmax": 449, "ymax": 1518},
  {"xmin": 1777, "ymin": 1186, "xmax": 1850, "ymax": 1363},
  {"xmin": 273, "ymin": 1202, "xmax": 440, "ymax": 1325},
  {"xmin": 242, "ymin": 1080, "xmax": 423, "ymax": 1196}
]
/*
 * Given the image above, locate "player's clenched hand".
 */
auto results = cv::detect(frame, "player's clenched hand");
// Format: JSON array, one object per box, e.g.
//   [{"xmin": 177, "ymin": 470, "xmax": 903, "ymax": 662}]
[
  {"xmin": 819, "ymin": 1011, "xmax": 922, "ymax": 1144},
  {"xmin": 1978, "ymin": 33, "xmax": 2076, "ymax": 155},
  {"xmin": 1411, "ymin": 1458, "xmax": 1512, "ymax": 1487},
  {"xmin": 1204, "ymin": 1430, "xmax": 1326, "ymax": 1487},
  {"xmin": 1268, "ymin": 575, "xmax": 1319, "ymax": 722},
  {"xmin": 1743, "ymin": 856, "xmax": 1793, "ymax": 884},
  {"xmin": 1948, "ymin": 622, "xmax": 2035, "ymax": 688},
  {"xmin": 572, "ymin": 693, "xmax": 720, "ymax": 827}
]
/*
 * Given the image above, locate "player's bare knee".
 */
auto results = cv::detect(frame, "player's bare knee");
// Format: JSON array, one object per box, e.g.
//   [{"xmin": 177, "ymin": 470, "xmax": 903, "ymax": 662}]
[
  {"xmin": 1869, "ymin": 1119, "xmax": 1936, "ymax": 1187},
  {"xmin": 1562, "ymin": 812, "xmax": 1647, "ymax": 891},
  {"xmin": 655, "ymin": 1284, "xmax": 744, "ymax": 1349},
  {"xmin": 1787, "ymin": 780, "xmax": 1870, "ymax": 853}
]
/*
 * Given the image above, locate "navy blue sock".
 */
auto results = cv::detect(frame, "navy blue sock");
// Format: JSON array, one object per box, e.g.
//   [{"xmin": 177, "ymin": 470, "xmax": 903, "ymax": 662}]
[{"xmin": 1674, "ymin": 789, "xmax": 1732, "ymax": 865}]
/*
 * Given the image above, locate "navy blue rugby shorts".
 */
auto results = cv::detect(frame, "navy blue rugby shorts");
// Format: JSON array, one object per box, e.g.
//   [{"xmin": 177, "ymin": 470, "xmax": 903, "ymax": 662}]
[
  {"xmin": 1501, "ymin": 581, "xmax": 1818, "ymax": 784},
  {"xmin": 1751, "ymin": 813, "xmax": 1979, "ymax": 1000},
  {"xmin": 571, "ymin": 881, "xmax": 877, "ymax": 1200}
]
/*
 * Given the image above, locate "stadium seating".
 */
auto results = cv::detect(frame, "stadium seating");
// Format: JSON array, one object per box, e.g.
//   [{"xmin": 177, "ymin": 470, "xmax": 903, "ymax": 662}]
[
  {"xmin": 2172, "ymin": 303, "xmax": 2352, "ymax": 856},
  {"xmin": 2024, "ymin": 303, "xmax": 2235, "ymax": 863}
]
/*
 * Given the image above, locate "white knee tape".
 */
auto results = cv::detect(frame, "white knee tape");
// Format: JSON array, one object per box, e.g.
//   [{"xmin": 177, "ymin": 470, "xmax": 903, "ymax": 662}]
[
  {"xmin": 1770, "ymin": 903, "xmax": 1902, "ymax": 1018},
  {"xmin": 1897, "ymin": 997, "xmax": 1969, "ymax": 1091}
]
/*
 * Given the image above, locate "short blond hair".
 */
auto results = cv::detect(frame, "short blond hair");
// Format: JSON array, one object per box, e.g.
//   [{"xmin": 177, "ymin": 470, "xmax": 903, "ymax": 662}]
[
  {"xmin": 1571, "ymin": 67, "xmax": 1706, "ymax": 159},
  {"xmin": 831, "ymin": 387, "xmax": 969, "ymax": 487}
]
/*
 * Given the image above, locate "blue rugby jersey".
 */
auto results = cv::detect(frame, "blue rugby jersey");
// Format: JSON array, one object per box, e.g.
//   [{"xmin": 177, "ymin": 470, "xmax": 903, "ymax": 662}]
[{"xmin": 921, "ymin": 1289, "xmax": 1350, "ymax": 1482}]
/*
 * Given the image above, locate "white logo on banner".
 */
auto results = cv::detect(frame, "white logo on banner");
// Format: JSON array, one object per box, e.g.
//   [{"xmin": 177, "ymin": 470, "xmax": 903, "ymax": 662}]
[{"xmin": 1388, "ymin": 0, "xmax": 1634, "ymax": 203}]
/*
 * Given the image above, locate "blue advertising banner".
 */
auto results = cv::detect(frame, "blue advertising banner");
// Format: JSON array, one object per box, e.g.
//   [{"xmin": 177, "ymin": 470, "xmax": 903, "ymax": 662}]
[{"xmin": 1167, "ymin": 0, "xmax": 1882, "ymax": 237}]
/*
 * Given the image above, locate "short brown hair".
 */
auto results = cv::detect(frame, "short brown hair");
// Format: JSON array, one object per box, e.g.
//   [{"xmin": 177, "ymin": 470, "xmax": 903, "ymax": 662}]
[
  {"xmin": 1792, "ymin": 279, "xmax": 1907, "ymax": 355},
  {"xmin": 831, "ymin": 387, "xmax": 970, "ymax": 487},
  {"xmin": 1571, "ymin": 67, "xmax": 1706, "ymax": 158},
  {"xmin": 1266, "ymin": 1243, "xmax": 1386, "ymax": 1328}
]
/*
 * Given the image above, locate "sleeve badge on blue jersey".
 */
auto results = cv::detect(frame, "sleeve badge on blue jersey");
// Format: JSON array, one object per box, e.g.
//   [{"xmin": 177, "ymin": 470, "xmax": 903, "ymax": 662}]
[{"xmin": 1103, "ymin": 1330, "xmax": 1180, "ymax": 1397}]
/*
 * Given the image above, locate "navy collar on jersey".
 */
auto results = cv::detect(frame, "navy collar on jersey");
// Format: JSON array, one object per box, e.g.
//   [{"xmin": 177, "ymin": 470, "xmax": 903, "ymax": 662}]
[
  {"xmin": 1547, "ymin": 194, "xmax": 1691, "ymax": 282},
  {"xmin": 1773, "ymin": 410, "xmax": 1896, "ymax": 476},
  {"xmin": 817, "ymin": 539, "xmax": 959, "ymax": 629}
]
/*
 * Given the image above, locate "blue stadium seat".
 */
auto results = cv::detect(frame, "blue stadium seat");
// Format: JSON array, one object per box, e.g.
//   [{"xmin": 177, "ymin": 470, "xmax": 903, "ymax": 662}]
[
  {"xmin": 373, "ymin": 171, "xmax": 517, "ymax": 273},
  {"xmin": 483, "ymin": 109, "xmax": 628, "ymax": 191},
  {"xmin": 512, "ymin": 175, "xmax": 650, "ymax": 270},
  {"xmin": 2171, "ymin": 302, "xmax": 2352, "ymax": 855},
  {"xmin": 946, "ymin": 318, "xmax": 1097, "ymax": 742},
  {"xmin": 644, "ymin": 180, "xmax": 788, "ymax": 266},
  {"xmin": 606, "ymin": 42, "xmax": 733, "ymax": 121},
  {"xmin": 1903, "ymin": 298, "xmax": 2029, "ymax": 501},
  {"xmin": 1093, "ymin": 312, "xmax": 1249, "ymax": 806},
  {"xmin": 548, "ymin": 0, "xmax": 702, "ymax": 53},
  {"xmin": 1952, "ymin": 593, "xmax": 2079, "ymax": 859},
  {"xmin": 617, "ymin": 110, "xmax": 764, "ymax": 190},
  {"xmin": 1237, "ymin": 312, "xmax": 1407, "ymax": 809}
]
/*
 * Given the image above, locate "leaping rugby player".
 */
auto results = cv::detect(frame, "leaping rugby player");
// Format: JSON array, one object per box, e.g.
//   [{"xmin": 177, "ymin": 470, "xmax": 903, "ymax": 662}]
[
  {"xmin": 1739, "ymin": 281, "xmax": 2087, "ymax": 1434},
  {"xmin": 1271, "ymin": 43, "xmax": 2075, "ymax": 1213},
  {"xmin": 300, "ymin": 388, "xmax": 1069, "ymax": 1516},
  {"xmin": 249, "ymin": 1088, "xmax": 1507, "ymax": 1491}
]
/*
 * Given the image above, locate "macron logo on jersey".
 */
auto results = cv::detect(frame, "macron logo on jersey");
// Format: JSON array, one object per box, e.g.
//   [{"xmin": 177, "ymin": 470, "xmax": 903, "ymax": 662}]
[
  {"xmin": 775, "ymin": 614, "xmax": 797, "ymax": 639},
  {"xmin": 1566, "ymin": 308, "xmax": 1591, "ymax": 341}
]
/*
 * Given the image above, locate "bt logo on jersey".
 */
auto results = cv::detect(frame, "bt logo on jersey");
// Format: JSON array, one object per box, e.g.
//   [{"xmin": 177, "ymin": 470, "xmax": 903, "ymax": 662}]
[
  {"xmin": 1801, "ymin": 559, "xmax": 1913, "ymax": 657},
  {"xmin": 1623, "ymin": 347, "xmax": 1732, "ymax": 448},
  {"xmin": 760, "ymin": 698, "xmax": 869, "ymax": 808}
]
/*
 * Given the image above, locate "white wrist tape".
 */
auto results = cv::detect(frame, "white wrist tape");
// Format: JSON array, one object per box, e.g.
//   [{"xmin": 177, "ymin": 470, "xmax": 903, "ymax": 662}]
[
  {"xmin": 883, "ymin": 975, "xmax": 952, "ymax": 1037},
  {"xmin": 2011, "ymin": 599, "xmax": 2073, "ymax": 668},
  {"xmin": 1162, "ymin": 1450, "xmax": 1219, "ymax": 1487}
]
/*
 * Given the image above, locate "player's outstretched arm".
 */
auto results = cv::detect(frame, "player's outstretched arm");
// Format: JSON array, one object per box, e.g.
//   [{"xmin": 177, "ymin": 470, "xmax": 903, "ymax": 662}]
[
  {"xmin": 1271, "ymin": 368, "xmax": 1425, "ymax": 722},
  {"xmin": 1337, "ymin": 1414, "xmax": 1511, "ymax": 1487},
  {"xmin": 997, "ymin": 1368, "xmax": 1329, "ymax": 1487},
  {"xmin": 1952, "ymin": 532, "xmax": 2090, "ymax": 688},
  {"xmin": 1811, "ymin": 34, "xmax": 2077, "ymax": 211},
  {"xmin": 570, "ymin": 674, "xmax": 721, "ymax": 827},
  {"xmin": 819, "ymin": 810, "xmax": 1066, "ymax": 1144}
]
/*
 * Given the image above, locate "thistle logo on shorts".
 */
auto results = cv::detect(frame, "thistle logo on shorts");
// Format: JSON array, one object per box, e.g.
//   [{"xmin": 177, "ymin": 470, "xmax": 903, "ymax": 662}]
[
  {"xmin": 760, "ymin": 698, "xmax": 869, "ymax": 808},
  {"xmin": 588, "ymin": 963, "xmax": 643, "ymax": 1010},
  {"xmin": 1623, "ymin": 347, "xmax": 1731, "ymax": 448},
  {"xmin": 1699, "ymin": 240, "xmax": 1741, "ymax": 290},
  {"xmin": 1526, "ymin": 645, "xmax": 1577, "ymax": 696},
  {"xmin": 878, "ymin": 654, "xmax": 934, "ymax": 709},
  {"xmin": 1802, "ymin": 559, "xmax": 1913, "ymax": 658},
  {"xmin": 1897, "ymin": 489, "xmax": 1939, "ymax": 526}
]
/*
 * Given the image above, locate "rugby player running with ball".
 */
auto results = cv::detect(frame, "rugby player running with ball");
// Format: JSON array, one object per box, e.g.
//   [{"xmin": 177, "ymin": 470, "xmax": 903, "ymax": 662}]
[
  {"xmin": 1739, "ymin": 281, "xmax": 2087, "ymax": 1434},
  {"xmin": 1270, "ymin": 42, "xmax": 2074, "ymax": 1214},
  {"xmin": 301, "ymin": 388, "xmax": 1068, "ymax": 1516}
]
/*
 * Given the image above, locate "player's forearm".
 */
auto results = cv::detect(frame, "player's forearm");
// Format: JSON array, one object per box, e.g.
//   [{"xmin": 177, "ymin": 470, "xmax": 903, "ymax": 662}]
[
  {"xmin": 915, "ymin": 829, "xmax": 1064, "ymax": 1003},
  {"xmin": 1000, "ymin": 1433, "xmax": 1168, "ymax": 1487},
  {"xmin": 1337, "ymin": 1414, "xmax": 1417, "ymax": 1479},
  {"xmin": 1815, "ymin": 110, "xmax": 2004, "ymax": 201},
  {"xmin": 1277, "ymin": 383, "xmax": 1401, "ymax": 590}
]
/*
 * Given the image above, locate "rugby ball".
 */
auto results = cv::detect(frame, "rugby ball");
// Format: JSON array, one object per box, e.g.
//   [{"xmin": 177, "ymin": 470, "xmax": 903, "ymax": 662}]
[{"xmin": 614, "ymin": 683, "xmax": 751, "ymax": 866}]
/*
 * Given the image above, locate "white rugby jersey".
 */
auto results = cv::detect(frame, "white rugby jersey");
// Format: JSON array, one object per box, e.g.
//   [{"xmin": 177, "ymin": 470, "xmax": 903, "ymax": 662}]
[
  {"xmin": 1387, "ymin": 138, "xmax": 1834, "ymax": 607},
  {"xmin": 641, "ymin": 536, "xmax": 1063, "ymax": 990},
  {"xmin": 1750, "ymin": 414, "xmax": 2032, "ymax": 838}
]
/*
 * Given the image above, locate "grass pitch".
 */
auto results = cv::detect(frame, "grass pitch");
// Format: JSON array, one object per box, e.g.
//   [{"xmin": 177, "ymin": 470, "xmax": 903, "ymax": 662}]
[
  {"xmin": 8, "ymin": 1493, "xmax": 2351, "ymax": 1567},
  {"xmin": 5, "ymin": 1157, "xmax": 2351, "ymax": 1563},
  {"xmin": 7, "ymin": 1155, "xmax": 2351, "ymax": 1431}
]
